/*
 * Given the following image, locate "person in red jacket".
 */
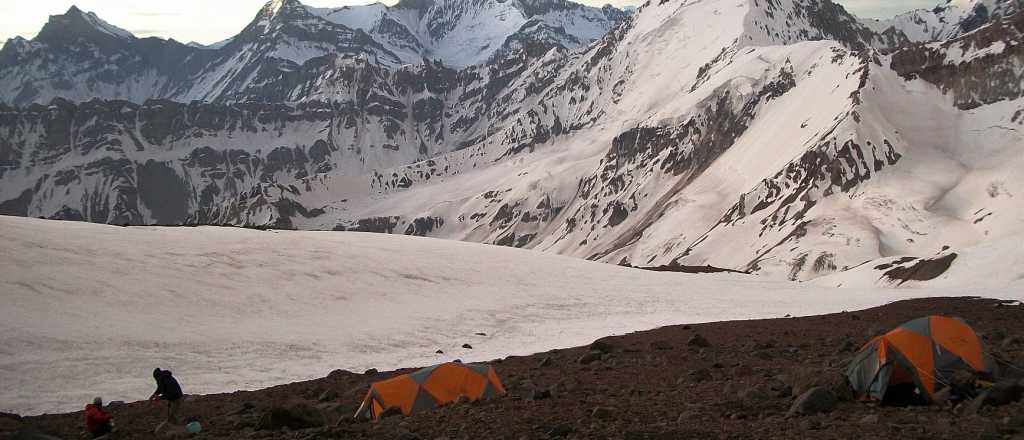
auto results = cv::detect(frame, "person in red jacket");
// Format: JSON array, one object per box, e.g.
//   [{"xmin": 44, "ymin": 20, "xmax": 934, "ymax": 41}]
[{"xmin": 84, "ymin": 397, "xmax": 114, "ymax": 438}]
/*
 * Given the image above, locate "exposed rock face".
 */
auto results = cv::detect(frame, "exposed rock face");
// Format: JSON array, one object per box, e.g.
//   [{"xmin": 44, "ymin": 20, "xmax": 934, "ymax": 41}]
[
  {"xmin": 891, "ymin": 10, "xmax": 1024, "ymax": 109},
  {"xmin": 0, "ymin": 0, "xmax": 627, "ymax": 105}
]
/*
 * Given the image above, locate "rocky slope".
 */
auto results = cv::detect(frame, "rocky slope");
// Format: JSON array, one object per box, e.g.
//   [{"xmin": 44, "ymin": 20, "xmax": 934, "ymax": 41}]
[{"xmin": 6, "ymin": 297, "xmax": 1023, "ymax": 439}]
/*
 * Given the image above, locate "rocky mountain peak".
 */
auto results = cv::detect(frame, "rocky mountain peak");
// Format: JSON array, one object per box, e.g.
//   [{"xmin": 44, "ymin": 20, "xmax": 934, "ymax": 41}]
[{"xmin": 35, "ymin": 5, "xmax": 135, "ymax": 46}]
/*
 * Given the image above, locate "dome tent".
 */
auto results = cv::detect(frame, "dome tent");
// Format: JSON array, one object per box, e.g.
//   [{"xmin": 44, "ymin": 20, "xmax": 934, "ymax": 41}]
[
  {"xmin": 846, "ymin": 316, "xmax": 995, "ymax": 403},
  {"xmin": 355, "ymin": 362, "xmax": 506, "ymax": 420}
]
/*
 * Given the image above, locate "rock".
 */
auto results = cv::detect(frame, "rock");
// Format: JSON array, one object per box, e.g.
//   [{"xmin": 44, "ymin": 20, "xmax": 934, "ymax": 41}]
[
  {"xmin": 752, "ymin": 350, "xmax": 773, "ymax": 361},
  {"xmin": 0, "ymin": 412, "xmax": 23, "ymax": 431},
  {"xmin": 682, "ymin": 325, "xmax": 692, "ymax": 330},
  {"xmin": 546, "ymin": 423, "xmax": 574, "ymax": 438},
  {"xmin": 435, "ymin": 350, "xmax": 444, "ymax": 354},
  {"xmin": 787, "ymin": 388, "xmax": 838, "ymax": 417},
  {"xmin": 590, "ymin": 339, "xmax": 617, "ymax": 354},
  {"xmin": 859, "ymin": 414, "xmax": 880, "ymax": 424},
  {"xmin": 396, "ymin": 432, "xmax": 422, "ymax": 440},
  {"xmin": 737, "ymin": 383, "xmax": 772, "ymax": 402},
  {"xmin": 529, "ymin": 388, "xmax": 552, "ymax": 401},
  {"xmin": 982, "ymin": 380, "xmax": 1023, "ymax": 406},
  {"xmin": 677, "ymin": 411, "xmax": 700, "ymax": 422},
  {"xmin": 650, "ymin": 340, "xmax": 674, "ymax": 351},
  {"xmin": 327, "ymin": 369, "xmax": 351, "ymax": 379},
  {"xmin": 837, "ymin": 340, "xmax": 857, "ymax": 353},
  {"xmin": 462, "ymin": 343, "xmax": 473, "ymax": 349},
  {"xmin": 578, "ymin": 351, "xmax": 603, "ymax": 365},
  {"xmin": 687, "ymin": 334, "xmax": 711, "ymax": 348},
  {"xmin": 800, "ymin": 418, "xmax": 822, "ymax": 430},
  {"xmin": 1004, "ymin": 336, "xmax": 1023, "ymax": 350},
  {"xmin": 538, "ymin": 356, "xmax": 552, "ymax": 368},
  {"xmin": 687, "ymin": 368, "xmax": 714, "ymax": 383},
  {"xmin": 256, "ymin": 402, "xmax": 327, "ymax": 431},
  {"xmin": 318, "ymin": 389, "xmax": 338, "ymax": 402},
  {"xmin": 932, "ymin": 387, "xmax": 952, "ymax": 405},
  {"xmin": 475, "ymin": 332, "xmax": 487, "ymax": 336},
  {"xmin": 590, "ymin": 407, "xmax": 613, "ymax": 419},
  {"xmin": 7, "ymin": 428, "xmax": 62, "ymax": 440},
  {"xmin": 364, "ymin": 368, "xmax": 378, "ymax": 375}
]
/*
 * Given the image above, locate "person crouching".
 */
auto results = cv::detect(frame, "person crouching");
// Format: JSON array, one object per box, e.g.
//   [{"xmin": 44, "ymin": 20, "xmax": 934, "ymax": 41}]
[
  {"xmin": 149, "ymin": 368, "xmax": 183, "ymax": 434},
  {"xmin": 84, "ymin": 397, "xmax": 114, "ymax": 438}
]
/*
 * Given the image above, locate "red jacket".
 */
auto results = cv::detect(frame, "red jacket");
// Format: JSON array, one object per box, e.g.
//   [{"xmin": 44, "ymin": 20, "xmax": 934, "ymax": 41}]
[{"xmin": 84, "ymin": 404, "xmax": 112, "ymax": 432}]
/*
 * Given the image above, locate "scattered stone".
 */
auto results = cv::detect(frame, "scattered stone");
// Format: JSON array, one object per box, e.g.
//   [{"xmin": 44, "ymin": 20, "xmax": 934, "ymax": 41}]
[
  {"xmin": 650, "ymin": 340, "xmax": 674, "ymax": 351},
  {"xmin": 859, "ymin": 414, "xmax": 880, "ymax": 425},
  {"xmin": 578, "ymin": 351, "xmax": 603, "ymax": 365},
  {"xmin": 688, "ymin": 368, "xmax": 714, "ymax": 383},
  {"xmin": 590, "ymin": 407, "xmax": 613, "ymax": 419},
  {"xmin": 475, "ymin": 332, "xmax": 487, "ymax": 336},
  {"xmin": 462, "ymin": 344, "xmax": 473, "ymax": 349},
  {"xmin": 687, "ymin": 334, "xmax": 711, "ymax": 348},
  {"xmin": 546, "ymin": 423, "xmax": 574, "ymax": 438},
  {"xmin": 364, "ymin": 368, "xmax": 378, "ymax": 375},
  {"xmin": 318, "ymin": 389, "xmax": 338, "ymax": 403},
  {"xmin": 737, "ymin": 383, "xmax": 772, "ymax": 402},
  {"xmin": 799, "ymin": 418, "xmax": 822, "ymax": 430},
  {"xmin": 256, "ymin": 402, "xmax": 327, "ymax": 430},
  {"xmin": 837, "ymin": 340, "xmax": 857, "ymax": 353},
  {"xmin": 787, "ymin": 388, "xmax": 838, "ymax": 417}
]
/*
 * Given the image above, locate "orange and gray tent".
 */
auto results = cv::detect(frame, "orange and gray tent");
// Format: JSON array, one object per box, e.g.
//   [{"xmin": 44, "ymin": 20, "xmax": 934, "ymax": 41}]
[
  {"xmin": 846, "ymin": 316, "xmax": 994, "ymax": 402},
  {"xmin": 354, "ymin": 362, "xmax": 506, "ymax": 420}
]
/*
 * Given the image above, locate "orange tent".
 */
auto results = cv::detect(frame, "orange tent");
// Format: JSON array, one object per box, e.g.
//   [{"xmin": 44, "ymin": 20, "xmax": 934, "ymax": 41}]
[
  {"xmin": 846, "ymin": 316, "xmax": 994, "ymax": 402},
  {"xmin": 354, "ymin": 362, "xmax": 506, "ymax": 420}
]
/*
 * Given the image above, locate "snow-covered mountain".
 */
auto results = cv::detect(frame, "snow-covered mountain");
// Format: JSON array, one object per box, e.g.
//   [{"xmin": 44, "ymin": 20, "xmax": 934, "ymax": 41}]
[
  {"xmin": 863, "ymin": 0, "xmax": 1022, "ymax": 43},
  {"xmin": 0, "ymin": 0, "xmax": 625, "ymax": 105},
  {"xmin": 1, "ymin": 0, "xmax": 1021, "ymax": 284}
]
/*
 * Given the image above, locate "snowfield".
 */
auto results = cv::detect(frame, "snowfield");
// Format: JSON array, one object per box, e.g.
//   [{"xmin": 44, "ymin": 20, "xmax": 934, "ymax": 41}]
[{"xmin": 1, "ymin": 215, "xmax": 1020, "ymax": 415}]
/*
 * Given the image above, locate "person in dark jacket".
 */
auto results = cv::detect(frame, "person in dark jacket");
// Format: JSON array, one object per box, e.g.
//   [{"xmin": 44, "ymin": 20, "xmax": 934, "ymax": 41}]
[
  {"xmin": 149, "ymin": 368, "xmax": 183, "ymax": 433},
  {"xmin": 84, "ymin": 397, "xmax": 114, "ymax": 438}
]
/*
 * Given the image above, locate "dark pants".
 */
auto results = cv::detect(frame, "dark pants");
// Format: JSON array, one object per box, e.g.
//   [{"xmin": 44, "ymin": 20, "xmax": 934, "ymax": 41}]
[
  {"xmin": 91, "ymin": 421, "xmax": 113, "ymax": 438},
  {"xmin": 155, "ymin": 398, "xmax": 182, "ymax": 433}
]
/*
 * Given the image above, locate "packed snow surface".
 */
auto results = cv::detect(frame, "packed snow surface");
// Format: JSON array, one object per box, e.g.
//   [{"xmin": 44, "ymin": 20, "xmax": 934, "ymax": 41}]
[{"xmin": 1, "ymin": 216, "xmax": 1020, "ymax": 415}]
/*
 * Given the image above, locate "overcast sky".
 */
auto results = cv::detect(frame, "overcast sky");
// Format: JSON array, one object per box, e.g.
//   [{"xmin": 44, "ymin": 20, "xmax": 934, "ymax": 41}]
[{"xmin": 0, "ymin": 0, "xmax": 940, "ymax": 45}]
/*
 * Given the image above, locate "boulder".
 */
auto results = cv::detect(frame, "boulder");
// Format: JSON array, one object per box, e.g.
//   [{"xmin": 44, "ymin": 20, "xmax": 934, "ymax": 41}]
[
  {"xmin": 737, "ymin": 383, "xmax": 772, "ymax": 402},
  {"xmin": 529, "ymin": 388, "xmax": 552, "ymax": 401},
  {"xmin": 590, "ymin": 339, "xmax": 617, "ymax": 354},
  {"xmin": 578, "ymin": 351, "xmax": 603, "ymax": 365},
  {"xmin": 687, "ymin": 334, "xmax": 711, "ymax": 348},
  {"xmin": 650, "ymin": 340, "xmax": 674, "ymax": 351},
  {"xmin": 256, "ymin": 402, "xmax": 327, "ymax": 431},
  {"xmin": 462, "ymin": 343, "xmax": 473, "ymax": 349},
  {"xmin": 787, "ymin": 387, "xmax": 838, "ymax": 417},
  {"xmin": 983, "ymin": 380, "xmax": 1023, "ymax": 406}
]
